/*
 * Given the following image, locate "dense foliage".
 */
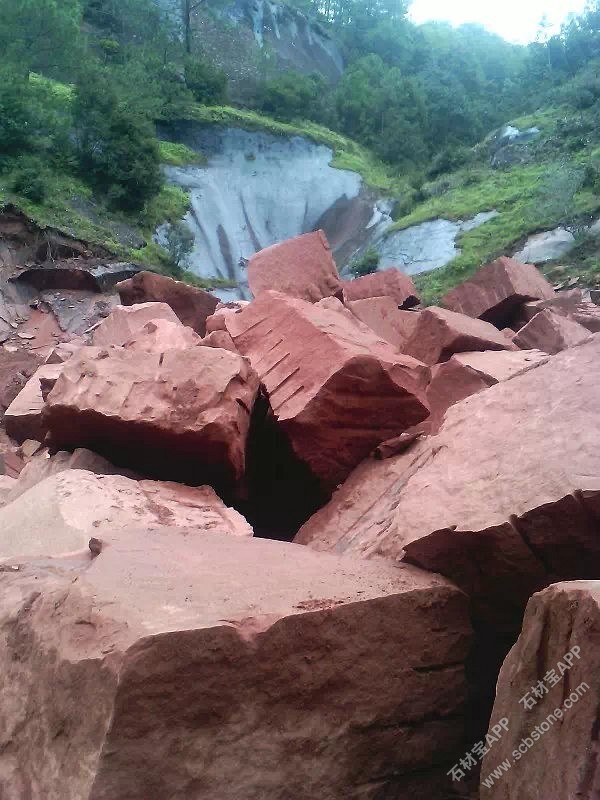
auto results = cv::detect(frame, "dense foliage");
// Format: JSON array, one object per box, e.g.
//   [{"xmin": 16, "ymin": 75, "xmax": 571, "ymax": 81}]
[{"xmin": 1, "ymin": 0, "xmax": 600, "ymax": 214}]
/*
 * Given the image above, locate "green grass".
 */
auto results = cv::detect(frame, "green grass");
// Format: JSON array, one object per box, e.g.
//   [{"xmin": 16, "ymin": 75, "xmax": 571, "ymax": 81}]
[
  {"xmin": 158, "ymin": 140, "xmax": 207, "ymax": 167},
  {"xmin": 390, "ymin": 156, "xmax": 600, "ymax": 304},
  {"xmin": 187, "ymin": 104, "xmax": 408, "ymax": 194}
]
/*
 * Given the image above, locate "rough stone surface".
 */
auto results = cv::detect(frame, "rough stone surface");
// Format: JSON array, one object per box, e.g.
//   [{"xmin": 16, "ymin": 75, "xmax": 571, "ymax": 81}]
[
  {"xmin": 342, "ymin": 267, "xmax": 419, "ymax": 308},
  {"xmin": 4, "ymin": 364, "xmax": 64, "ymax": 444},
  {"xmin": 481, "ymin": 581, "xmax": 600, "ymax": 800},
  {"xmin": 402, "ymin": 306, "xmax": 516, "ymax": 366},
  {"xmin": 0, "ymin": 469, "xmax": 253, "ymax": 561},
  {"xmin": 425, "ymin": 349, "xmax": 549, "ymax": 433},
  {"xmin": 513, "ymin": 309, "xmax": 592, "ymax": 354},
  {"xmin": 200, "ymin": 330, "xmax": 238, "ymax": 352},
  {"xmin": 92, "ymin": 302, "xmax": 181, "ymax": 347},
  {"xmin": 0, "ymin": 348, "xmax": 41, "ymax": 418},
  {"xmin": 6, "ymin": 448, "xmax": 139, "ymax": 502},
  {"xmin": 441, "ymin": 257, "xmax": 555, "ymax": 327},
  {"xmin": 122, "ymin": 319, "xmax": 202, "ymax": 353},
  {"xmin": 0, "ymin": 527, "xmax": 471, "ymax": 800},
  {"xmin": 43, "ymin": 346, "xmax": 260, "ymax": 488},
  {"xmin": 0, "ymin": 475, "xmax": 15, "ymax": 508},
  {"xmin": 512, "ymin": 227, "xmax": 576, "ymax": 264},
  {"xmin": 205, "ymin": 300, "xmax": 250, "ymax": 333},
  {"xmin": 248, "ymin": 230, "xmax": 342, "ymax": 303},
  {"xmin": 296, "ymin": 336, "xmax": 600, "ymax": 629},
  {"xmin": 514, "ymin": 290, "xmax": 600, "ymax": 334},
  {"xmin": 117, "ymin": 271, "xmax": 218, "ymax": 335},
  {"xmin": 225, "ymin": 291, "xmax": 430, "ymax": 490},
  {"xmin": 347, "ymin": 296, "xmax": 408, "ymax": 349}
]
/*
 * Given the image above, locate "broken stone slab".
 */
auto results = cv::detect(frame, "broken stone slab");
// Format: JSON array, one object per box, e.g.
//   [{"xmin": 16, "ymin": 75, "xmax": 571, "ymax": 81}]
[
  {"xmin": 224, "ymin": 291, "xmax": 430, "ymax": 491},
  {"xmin": 122, "ymin": 319, "xmax": 202, "ymax": 353},
  {"xmin": 0, "ymin": 527, "xmax": 471, "ymax": 800},
  {"xmin": 441, "ymin": 257, "xmax": 555, "ymax": 327},
  {"xmin": 425, "ymin": 350, "xmax": 549, "ymax": 432},
  {"xmin": 91, "ymin": 302, "xmax": 181, "ymax": 347},
  {"xmin": 6, "ymin": 447, "xmax": 140, "ymax": 502},
  {"xmin": 43, "ymin": 345, "xmax": 260, "ymax": 489},
  {"xmin": 347, "ymin": 296, "xmax": 409, "ymax": 349},
  {"xmin": 513, "ymin": 290, "xmax": 600, "ymax": 334},
  {"xmin": 0, "ymin": 348, "xmax": 42, "ymax": 415},
  {"xmin": 401, "ymin": 306, "xmax": 517, "ymax": 366},
  {"xmin": 200, "ymin": 330, "xmax": 238, "ymax": 352},
  {"xmin": 296, "ymin": 336, "xmax": 600, "ymax": 630},
  {"xmin": 0, "ymin": 469, "xmax": 253, "ymax": 561},
  {"xmin": 116, "ymin": 271, "xmax": 219, "ymax": 335},
  {"xmin": 591, "ymin": 289, "xmax": 600, "ymax": 305},
  {"xmin": 513, "ymin": 309, "xmax": 591, "ymax": 354},
  {"xmin": 480, "ymin": 581, "xmax": 600, "ymax": 800},
  {"xmin": 342, "ymin": 267, "xmax": 420, "ymax": 308},
  {"xmin": 205, "ymin": 300, "xmax": 250, "ymax": 334},
  {"xmin": 4, "ymin": 364, "xmax": 64, "ymax": 444},
  {"xmin": 247, "ymin": 230, "xmax": 343, "ymax": 303}
]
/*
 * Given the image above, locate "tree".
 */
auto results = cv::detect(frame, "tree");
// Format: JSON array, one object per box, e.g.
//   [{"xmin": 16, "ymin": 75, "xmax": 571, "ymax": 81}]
[
  {"xmin": 165, "ymin": 221, "xmax": 195, "ymax": 268},
  {"xmin": 74, "ymin": 68, "xmax": 162, "ymax": 210},
  {"xmin": 185, "ymin": 58, "xmax": 228, "ymax": 105},
  {"xmin": 0, "ymin": 0, "xmax": 82, "ymax": 78}
]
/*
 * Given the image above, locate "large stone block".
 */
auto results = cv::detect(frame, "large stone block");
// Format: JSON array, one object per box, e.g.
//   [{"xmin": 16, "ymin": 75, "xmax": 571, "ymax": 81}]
[
  {"xmin": 296, "ymin": 336, "xmax": 600, "ymax": 629},
  {"xmin": 4, "ymin": 364, "xmax": 64, "ymax": 444},
  {"xmin": 43, "ymin": 346, "xmax": 260, "ymax": 488},
  {"xmin": 92, "ymin": 302, "xmax": 181, "ymax": 347},
  {"xmin": 0, "ymin": 469, "xmax": 252, "ymax": 561},
  {"xmin": 342, "ymin": 267, "xmax": 420, "ymax": 308},
  {"xmin": 0, "ymin": 529, "xmax": 471, "ymax": 800},
  {"xmin": 116, "ymin": 271, "xmax": 219, "ymax": 336},
  {"xmin": 513, "ymin": 309, "xmax": 591, "ymax": 354},
  {"xmin": 480, "ymin": 581, "xmax": 600, "ymax": 800},
  {"xmin": 441, "ymin": 257, "xmax": 555, "ymax": 327},
  {"xmin": 401, "ymin": 306, "xmax": 517, "ymax": 366},
  {"xmin": 247, "ymin": 230, "xmax": 342, "ymax": 303},
  {"xmin": 224, "ymin": 291, "xmax": 430, "ymax": 491}
]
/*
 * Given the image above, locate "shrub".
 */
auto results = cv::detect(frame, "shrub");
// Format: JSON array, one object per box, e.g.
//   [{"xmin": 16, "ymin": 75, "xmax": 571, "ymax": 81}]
[
  {"xmin": 350, "ymin": 247, "xmax": 380, "ymax": 277},
  {"xmin": 185, "ymin": 59, "xmax": 228, "ymax": 105},
  {"xmin": 11, "ymin": 158, "xmax": 50, "ymax": 203},
  {"xmin": 165, "ymin": 221, "xmax": 195, "ymax": 268}
]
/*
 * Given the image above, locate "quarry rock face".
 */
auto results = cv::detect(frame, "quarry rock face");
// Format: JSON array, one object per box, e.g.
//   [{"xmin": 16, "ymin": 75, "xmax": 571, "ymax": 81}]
[
  {"xmin": 0, "ymin": 528, "xmax": 471, "ymax": 800},
  {"xmin": 441, "ymin": 256, "xmax": 555, "ymax": 327},
  {"xmin": 0, "ymin": 469, "xmax": 252, "ymax": 561},
  {"xmin": 296, "ymin": 336, "xmax": 600, "ymax": 629},
  {"xmin": 480, "ymin": 582, "xmax": 600, "ymax": 800},
  {"xmin": 116, "ymin": 271, "xmax": 219, "ymax": 335},
  {"xmin": 224, "ymin": 290, "xmax": 430, "ymax": 490},
  {"xmin": 92, "ymin": 302, "xmax": 181, "ymax": 347},
  {"xmin": 342, "ymin": 267, "xmax": 420, "ymax": 308},
  {"xmin": 401, "ymin": 305, "xmax": 517, "ymax": 365},
  {"xmin": 513, "ymin": 308, "xmax": 592, "ymax": 354},
  {"xmin": 247, "ymin": 230, "xmax": 342, "ymax": 303},
  {"xmin": 4, "ymin": 364, "xmax": 64, "ymax": 444},
  {"xmin": 43, "ymin": 346, "xmax": 260, "ymax": 488}
]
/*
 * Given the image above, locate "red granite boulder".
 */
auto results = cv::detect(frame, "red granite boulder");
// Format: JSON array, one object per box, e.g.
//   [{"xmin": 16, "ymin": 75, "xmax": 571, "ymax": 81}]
[
  {"xmin": 116, "ymin": 271, "xmax": 219, "ymax": 335},
  {"xmin": 481, "ymin": 582, "xmax": 600, "ymax": 800},
  {"xmin": 43, "ymin": 346, "xmax": 260, "ymax": 489},
  {"xmin": 92, "ymin": 302, "xmax": 181, "ymax": 347},
  {"xmin": 401, "ymin": 306, "xmax": 516, "ymax": 366},
  {"xmin": 0, "ymin": 469, "xmax": 252, "ymax": 561},
  {"xmin": 296, "ymin": 336, "xmax": 600, "ymax": 629},
  {"xmin": 122, "ymin": 319, "xmax": 202, "ymax": 353},
  {"xmin": 4, "ymin": 364, "xmax": 64, "ymax": 444},
  {"xmin": 347, "ymin": 297, "xmax": 410, "ymax": 349},
  {"xmin": 513, "ymin": 309, "xmax": 591, "ymax": 354},
  {"xmin": 426, "ymin": 349, "xmax": 549, "ymax": 431},
  {"xmin": 441, "ymin": 257, "xmax": 555, "ymax": 327},
  {"xmin": 0, "ymin": 528, "xmax": 471, "ymax": 800},
  {"xmin": 342, "ymin": 267, "xmax": 420, "ymax": 308},
  {"xmin": 224, "ymin": 291, "xmax": 430, "ymax": 491},
  {"xmin": 247, "ymin": 230, "xmax": 342, "ymax": 303}
]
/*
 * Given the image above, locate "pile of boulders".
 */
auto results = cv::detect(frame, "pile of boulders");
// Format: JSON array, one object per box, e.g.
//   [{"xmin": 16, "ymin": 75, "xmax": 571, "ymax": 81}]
[{"xmin": 0, "ymin": 230, "xmax": 598, "ymax": 800}]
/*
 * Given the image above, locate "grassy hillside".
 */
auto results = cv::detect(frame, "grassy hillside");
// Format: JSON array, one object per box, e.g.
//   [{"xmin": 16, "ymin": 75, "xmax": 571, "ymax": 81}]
[{"xmin": 391, "ymin": 105, "xmax": 600, "ymax": 303}]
